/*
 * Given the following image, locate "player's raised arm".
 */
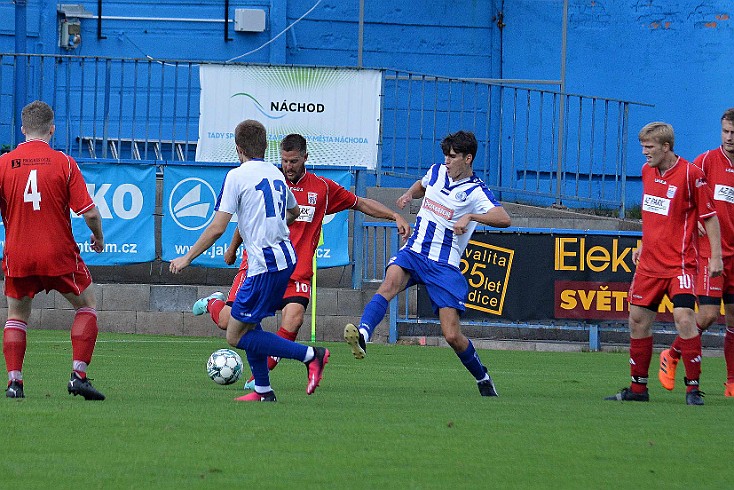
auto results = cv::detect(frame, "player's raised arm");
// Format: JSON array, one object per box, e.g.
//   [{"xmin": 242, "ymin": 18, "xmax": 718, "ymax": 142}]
[
  {"xmin": 354, "ymin": 197, "xmax": 411, "ymax": 240},
  {"xmin": 453, "ymin": 207, "xmax": 511, "ymax": 236},
  {"xmin": 396, "ymin": 180, "xmax": 426, "ymax": 209}
]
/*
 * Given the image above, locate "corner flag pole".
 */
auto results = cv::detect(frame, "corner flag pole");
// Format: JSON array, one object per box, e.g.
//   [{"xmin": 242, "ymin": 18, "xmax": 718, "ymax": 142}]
[{"xmin": 311, "ymin": 227, "xmax": 325, "ymax": 343}]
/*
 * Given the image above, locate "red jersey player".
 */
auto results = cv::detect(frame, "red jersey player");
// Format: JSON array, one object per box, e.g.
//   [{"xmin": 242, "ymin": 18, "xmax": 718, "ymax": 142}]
[
  {"xmin": 192, "ymin": 133, "xmax": 410, "ymax": 387},
  {"xmin": 606, "ymin": 121, "xmax": 722, "ymax": 406},
  {"xmin": 1, "ymin": 101, "xmax": 106, "ymax": 400},
  {"xmin": 658, "ymin": 108, "xmax": 734, "ymax": 397}
]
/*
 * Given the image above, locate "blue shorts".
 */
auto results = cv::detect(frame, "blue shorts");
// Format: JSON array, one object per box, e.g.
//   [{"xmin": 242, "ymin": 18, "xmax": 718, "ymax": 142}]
[
  {"xmin": 230, "ymin": 265, "xmax": 295, "ymax": 325},
  {"xmin": 389, "ymin": 249, "xmax": 467, "ymax": 314}
]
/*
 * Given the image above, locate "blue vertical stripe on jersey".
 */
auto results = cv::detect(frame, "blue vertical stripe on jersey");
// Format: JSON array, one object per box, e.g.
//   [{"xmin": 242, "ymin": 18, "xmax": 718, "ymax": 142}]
[
  {"xmin": 263, "ymin": 247, "xmax": 277, "ymax": 272},
  {"xmin": 406, "ymin": 216, "xmax": 421, "ymax": 249},
  {"xmin": 428, "ymin": 164, "xmax": 441, "ymax": 186},
  {"xmin": 421, "ymin": 221, "xmax": 437, "ymax": 256},
  {"xmin": 279, "ymin": 241, "xmax": 294, "ymax": 268},
  {"xmin": 438, "ymin": 228, "xmax": 453, "ymax": 263},
  {"xmin": 213, "ymin": 177, "xmax": 226, "ymax": 211}
]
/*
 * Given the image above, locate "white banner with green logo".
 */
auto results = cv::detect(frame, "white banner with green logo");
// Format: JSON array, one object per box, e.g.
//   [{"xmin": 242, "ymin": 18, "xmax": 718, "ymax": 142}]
[{"xmin": 196, "ymin": 65, "xmax": 381, "ymax": 169}]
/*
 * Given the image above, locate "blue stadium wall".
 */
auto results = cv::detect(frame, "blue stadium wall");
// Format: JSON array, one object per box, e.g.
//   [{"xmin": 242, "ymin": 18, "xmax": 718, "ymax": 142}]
[{"xmin": 0, "ymin": 1, "xmax": 732, "ymax": 207}]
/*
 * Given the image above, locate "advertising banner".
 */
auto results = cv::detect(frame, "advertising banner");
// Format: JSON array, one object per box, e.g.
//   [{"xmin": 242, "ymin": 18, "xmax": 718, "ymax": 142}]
[
  {"xmin": 195, "ymin": 65, "xmax": 382, "ymax": 169},
  {"xmin": 0, "ymin": 162, "xmax": 156, "ymax": 266},
  {"xmin": 414, "ymin": 230, "xmax": 684, "ymax": 324},
  {"xmin": 161, "ymin": 164, "xmax": 239, "ymax": 268},
  {"xmin": 74, "ymin": 163, "xmax": 156, "ymax": 265}
]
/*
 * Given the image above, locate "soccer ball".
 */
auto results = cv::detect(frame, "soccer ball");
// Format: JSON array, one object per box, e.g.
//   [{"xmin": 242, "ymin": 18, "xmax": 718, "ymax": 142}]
[{"xmin": 206, "ymin": 349, "xmax": 243, "ymax": 385}]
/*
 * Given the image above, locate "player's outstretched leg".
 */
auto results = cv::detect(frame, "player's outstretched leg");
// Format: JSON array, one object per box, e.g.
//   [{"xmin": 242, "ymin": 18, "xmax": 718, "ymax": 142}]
[
  {"xmin": 456, "ymin": 340, "xmax": 498, "ymax": 397},
  {"xmin": 305, "ymin": 346, "xmax": 330, "ymax": 395},
  {"xmin": 67, "ymin": 372, "xmax": 105, "ymax": 401},
  {"xmin": 192, "ymin": 291, "xmax": 226, "ymax": 316},
  {"xmin": 344, "ymin": 294, "xmax": 389, "ymax": 359},
  {"xmin": 243, "ymin": 327, "xmax": 297, "ymax": 390},
  {"xmin": 477, "ymin": 376, "xmax": 499, "ymax": 397},
  {"xmin": 344, "ymin": 323, "xmax": 366, "ymax": 359}
]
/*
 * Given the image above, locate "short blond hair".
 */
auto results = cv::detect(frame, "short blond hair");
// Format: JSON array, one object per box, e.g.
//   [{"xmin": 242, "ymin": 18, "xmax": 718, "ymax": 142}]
[{"xmin": 638, "ymin": 122, "xmax": 674, "ymax": 150}]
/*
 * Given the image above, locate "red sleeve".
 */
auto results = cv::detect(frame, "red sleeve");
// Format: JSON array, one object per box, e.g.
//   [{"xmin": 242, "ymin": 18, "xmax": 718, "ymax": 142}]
[
  {"xmin": 693, "ymin": 166, "xmax": 717, "ymax": 220},
  {"xmin": 67, "ymin": 156, "xmax": 95, "ymax": 215},
  {"xmin": 693, "ymin": 151, "xmax": 708, "ymax": 174},
  {"xmin": 324, "ymin": 177, "xmax": 358, "ymax": 214}
]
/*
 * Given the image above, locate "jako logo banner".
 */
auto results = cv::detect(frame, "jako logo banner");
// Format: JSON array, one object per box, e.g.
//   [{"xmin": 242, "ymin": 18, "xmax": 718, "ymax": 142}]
[{"xmin": 162, "ymin": 164, "xmax": 240, "ymax": 268}]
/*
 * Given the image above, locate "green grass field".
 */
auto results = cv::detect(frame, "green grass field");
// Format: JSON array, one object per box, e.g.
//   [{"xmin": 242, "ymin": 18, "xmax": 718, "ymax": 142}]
[{"xmin": 0, "ymin": 330, "xmax": 731, "ymax": 489}]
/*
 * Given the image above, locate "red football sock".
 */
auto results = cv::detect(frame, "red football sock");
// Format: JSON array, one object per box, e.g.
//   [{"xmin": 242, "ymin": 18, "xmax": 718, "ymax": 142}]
[
  {"xmin": 71, "ymin": 307, "xmax": 98, "ymax": 374},
  {"xmin": 669, "ymin": 335, "xmax": 683, "ymax": 360},
  {"xmin": 208, "ymin": 299, "xmax": 226, "ymax": 327},
  {"xmin": 679, "ymin": 335, "xmax": 702, "ymax": 392},
  {"xmin": 3, "ymin": 320, "xmax": 27, "ymax": 376},
  {"xmin": 725, "ymin": 328, "xmax": 734, "ymax": 383},
  {"xmin": 629, "ymin": 336, "xmax": 653, "ymax": 393}
]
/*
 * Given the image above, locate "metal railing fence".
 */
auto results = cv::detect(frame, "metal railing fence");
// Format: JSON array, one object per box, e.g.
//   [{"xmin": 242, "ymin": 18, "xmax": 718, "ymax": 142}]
[
  {"xmin": 0, "ymin": 54, "xmax": 650, "ymax": 214},
  {"xmin": 378, "ymin": 69, "xmax": 652, "ymax": 216}
]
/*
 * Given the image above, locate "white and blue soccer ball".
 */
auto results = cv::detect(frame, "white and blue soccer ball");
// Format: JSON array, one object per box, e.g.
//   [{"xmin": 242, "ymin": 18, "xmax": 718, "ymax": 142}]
[{"xmin": 206, "ymin": 349, "xmax": 243, "ymax": 385}]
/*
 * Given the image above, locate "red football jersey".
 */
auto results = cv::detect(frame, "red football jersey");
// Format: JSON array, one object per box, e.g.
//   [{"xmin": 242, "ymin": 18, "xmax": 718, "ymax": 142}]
[
  {"xmin": 694, "ymin": 147, "xmax": 734, "ymax": 259},
  {"xmin": 636, "ymin": 157, "xmax": 716, "ymax": 278},
  {"xmin": 287, "ymin": 171, "xmax": 358, "ymax": 282},
  {"xmin": 0, "ymin": 140, "xmax": 95, "ymax": 277}
]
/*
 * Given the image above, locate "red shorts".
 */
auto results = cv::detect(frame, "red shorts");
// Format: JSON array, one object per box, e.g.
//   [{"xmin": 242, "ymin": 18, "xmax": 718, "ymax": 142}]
[
  {"xmin": 283, "ymin": 279, "xmax": 311, "ymax": 302},
  {"xmin": 4, "ymin": 268, "xmax": 93, "ymax": 300},
  {"xmin": 696, "ymin": 257, "xmax": 734, "ymax": 298},
  {"xmin": 628, "ymin": 271, "xmax": 695, "ymax": 307}
]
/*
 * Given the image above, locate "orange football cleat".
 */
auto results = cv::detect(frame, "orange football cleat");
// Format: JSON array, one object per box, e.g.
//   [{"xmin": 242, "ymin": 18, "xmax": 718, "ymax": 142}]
[
  {"xmin": 658, "ymin": 349, "xmax": 678, "ymax": 391},
  {"xmin": 724, "ymin": 382, "xmax": 734, "ymax": 397}
]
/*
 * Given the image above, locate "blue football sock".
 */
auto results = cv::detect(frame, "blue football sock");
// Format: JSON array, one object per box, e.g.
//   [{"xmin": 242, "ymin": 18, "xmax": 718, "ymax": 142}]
[
  {"xmin": 359, "ymin": 294, "xmax": 389, "ymax": 340},
  {"xmin": 236, "ymin": 328, "xmax": 308, "ymax": 362},
  {"xmin": 457, "ymin": 340, "xmax": 488, "ymax": 381},
  {"xmin": 245, "ymin": 350, "xmax": 270, "ymax": 389}
]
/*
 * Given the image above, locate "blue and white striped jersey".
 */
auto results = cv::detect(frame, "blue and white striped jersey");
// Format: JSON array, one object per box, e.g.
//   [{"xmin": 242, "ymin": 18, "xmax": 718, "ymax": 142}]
[
  {"xmin": 216, "ymin": 159, "xmax": 298, "ymax": 276},
  {"xmin": 403, "ymin": 164, "xmax": 502, "ymax": 268}
]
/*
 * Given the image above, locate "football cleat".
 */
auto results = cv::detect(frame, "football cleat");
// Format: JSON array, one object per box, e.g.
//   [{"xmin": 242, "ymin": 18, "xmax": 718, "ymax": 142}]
[
  {"xmin": 477, "ymin": 377, "xmax": 499, "ymax": 397},
  {"xmin": 6, "ymin": 380, "xmax": 24, "ymax": 399},
  {"xmin": 725, "ymin": 382, "xmax": 734, "ymax": 397},
  {"xmin": 344, "ymin": 323, "xmax": 366, "ymax": 359},
  {"xmin": 686, "ymin": 389, "xmax": 705, "ymax": 406},
  {"xmin": 658, "ymin": 349, "xmax": 678, "ymax": 391},
  {"xmin": 604, "ymin": 387, "xmax": 649, "ymax": 402},
  {"xmin": 68, "ymin": 373, "xmax": 105, "ymax": 401},
  {"xmin": 305, "ymin": 347, "xmax": 330, "ymax": 395},
  {"xmin": 192, "ymin": 291, "xmax": 226, "ymax": 316},
  {"xmin": 243, "ymin": 377, "xmax": 256, "ymax": 391},
  {"xmin": 235, "ymin": 390, "xmax": 276, "ymax": 402}
]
